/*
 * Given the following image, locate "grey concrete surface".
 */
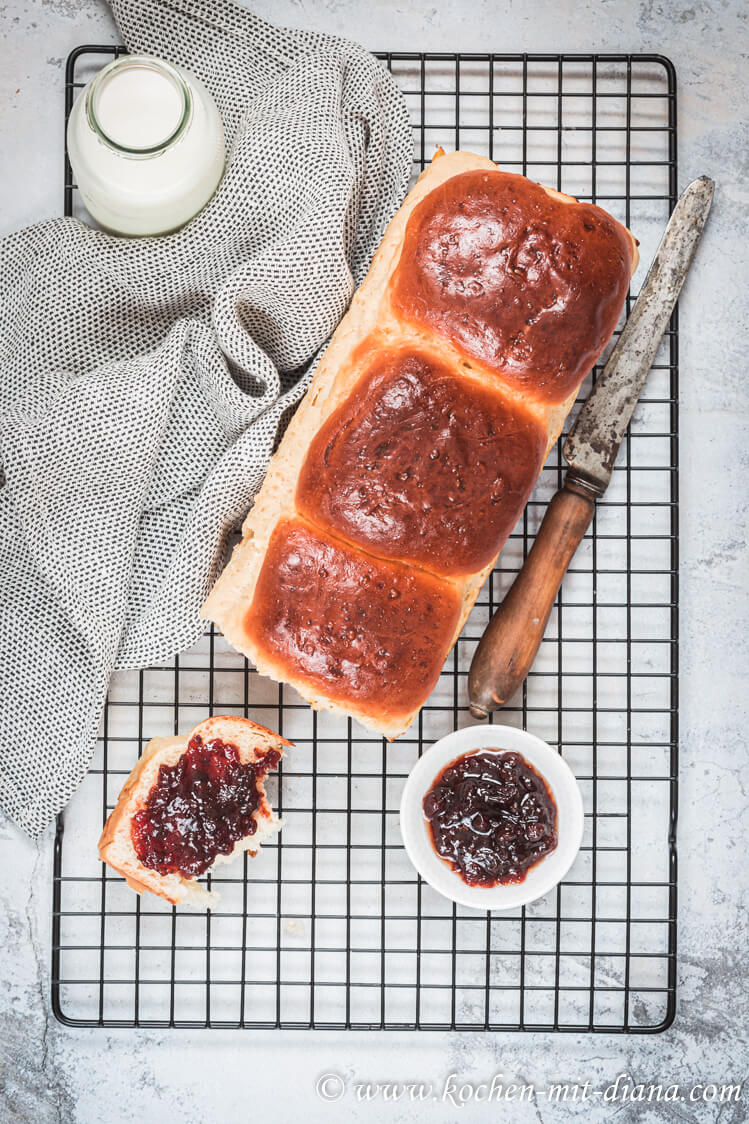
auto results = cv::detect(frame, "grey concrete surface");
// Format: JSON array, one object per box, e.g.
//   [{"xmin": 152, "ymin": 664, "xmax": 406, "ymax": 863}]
[{"xmin": 1, "ymin": 1, "xmax": 747, "ymax": 1122}]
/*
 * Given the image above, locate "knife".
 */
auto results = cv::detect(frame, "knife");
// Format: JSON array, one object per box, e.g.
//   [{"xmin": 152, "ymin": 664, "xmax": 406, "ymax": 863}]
[{"xmin": 468, "ymin": 175, "xmax": 714, "ymax": 719}]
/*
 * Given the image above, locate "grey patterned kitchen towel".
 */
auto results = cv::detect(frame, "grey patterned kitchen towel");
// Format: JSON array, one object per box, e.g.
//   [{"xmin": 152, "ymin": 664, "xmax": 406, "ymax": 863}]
[{"xmin": 0, "ymin": 0, "xmax": 412, "ymax": 836}]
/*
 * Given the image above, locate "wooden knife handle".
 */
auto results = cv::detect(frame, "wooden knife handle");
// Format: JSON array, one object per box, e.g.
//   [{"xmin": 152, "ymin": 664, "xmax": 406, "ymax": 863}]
[{"xmin": 468, "ymin": 476, "xmax": 599, "ymax": 718}]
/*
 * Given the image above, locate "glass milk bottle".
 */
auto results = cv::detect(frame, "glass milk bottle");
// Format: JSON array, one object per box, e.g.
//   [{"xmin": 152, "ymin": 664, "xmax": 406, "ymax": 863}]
[{"xmin": 67, "ymin": 54, "xmax": 225, "ymax": 236}]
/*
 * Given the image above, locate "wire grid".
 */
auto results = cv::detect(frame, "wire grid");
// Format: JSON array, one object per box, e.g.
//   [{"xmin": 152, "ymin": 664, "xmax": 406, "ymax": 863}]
[{"xmin": 53, "ymin": 47, "xmax": 678, "ymax": 1032}]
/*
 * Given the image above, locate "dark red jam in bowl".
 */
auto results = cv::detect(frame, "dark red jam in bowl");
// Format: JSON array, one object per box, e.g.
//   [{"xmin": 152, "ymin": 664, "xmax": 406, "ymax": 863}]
[
  {"xmin": 131, "ymin": 735, "xmax": 280, "ymax": 878},
  {"xmin": 423, "ymin": 749, "xmax": 558, "ymax": 887}
]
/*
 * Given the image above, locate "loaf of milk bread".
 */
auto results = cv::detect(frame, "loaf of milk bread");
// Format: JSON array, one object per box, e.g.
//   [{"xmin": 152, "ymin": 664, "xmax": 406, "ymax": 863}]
[{"xmin": 202, "ymin": 151, "xmax": 637, "ymax": 737}]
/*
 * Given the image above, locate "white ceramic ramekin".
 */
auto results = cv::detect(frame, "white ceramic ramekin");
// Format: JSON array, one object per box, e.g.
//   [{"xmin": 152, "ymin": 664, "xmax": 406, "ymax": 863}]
[{"xmin": 399, "ymin": 724, "xmax": 584, "ymax": 910}]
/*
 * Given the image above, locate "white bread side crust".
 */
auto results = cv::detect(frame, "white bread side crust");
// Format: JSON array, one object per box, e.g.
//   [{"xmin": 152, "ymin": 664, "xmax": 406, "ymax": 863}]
[
  {"xmin": 202, "ymin": 151, "xmax": 639, "ymax": 738},
  {"xmin": 98, "ymin": 715, "xmax": 291, "ymax": 908}
]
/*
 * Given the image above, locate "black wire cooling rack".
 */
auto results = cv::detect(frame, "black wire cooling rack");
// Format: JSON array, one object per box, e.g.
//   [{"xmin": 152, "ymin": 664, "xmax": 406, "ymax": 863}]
[{"xmin": 53, "ymin": 46, "xmax": 679, "ymax": 1032}]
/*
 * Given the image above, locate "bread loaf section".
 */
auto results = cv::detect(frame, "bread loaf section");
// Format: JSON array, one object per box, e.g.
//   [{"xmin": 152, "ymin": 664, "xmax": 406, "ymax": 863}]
[{"xmin": 202, "ymin": 151, "xmax": 638, "ymax": 738}]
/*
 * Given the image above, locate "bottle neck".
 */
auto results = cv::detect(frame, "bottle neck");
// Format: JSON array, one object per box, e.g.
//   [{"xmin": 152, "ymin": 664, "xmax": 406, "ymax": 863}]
[{"xmin": 86, "ymin": 55, "xmax": 192, "ymax": 158}]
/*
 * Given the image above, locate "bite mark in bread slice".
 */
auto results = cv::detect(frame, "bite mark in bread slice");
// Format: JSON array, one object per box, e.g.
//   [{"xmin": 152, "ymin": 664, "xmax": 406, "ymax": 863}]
[{"xmin": 98, "ymin": 715, "xmax": 291, "ymax": 908}]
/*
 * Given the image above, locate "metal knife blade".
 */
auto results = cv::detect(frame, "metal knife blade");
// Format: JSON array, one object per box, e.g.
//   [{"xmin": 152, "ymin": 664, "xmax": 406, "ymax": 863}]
[{"xmin": 563, "ymin": 176, "xmax": 714, "ymax": 492}]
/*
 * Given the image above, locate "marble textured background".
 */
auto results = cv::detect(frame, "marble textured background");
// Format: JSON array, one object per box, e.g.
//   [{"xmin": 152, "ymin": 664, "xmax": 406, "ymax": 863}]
[{"xmin": 1, "ymin": 1, "xmax": 747, "ymax": 1121}]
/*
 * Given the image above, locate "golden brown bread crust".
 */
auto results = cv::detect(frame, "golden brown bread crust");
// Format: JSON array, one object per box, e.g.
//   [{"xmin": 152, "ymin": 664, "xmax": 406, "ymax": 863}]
[
  {"xmin": 202, "ymin": 151, "xmax": 638, "ymax": 737},
  {"xmin": 242, "ymin": 515, "xmax": 465, "ymax": 726},
  {"xmin": 98, "ymin": 715, "xmax": 292, "ymax": 907},
  {"xmin": 390, "ymin": 167, "xmax": 635, "ymax": 403},
  {"xmin": 294, "ymin": 345, "xmax": 548, "ymax": 576},
  {"xmin": 97, "ymin": 734, "xmax": 177, "ymax": 900}
]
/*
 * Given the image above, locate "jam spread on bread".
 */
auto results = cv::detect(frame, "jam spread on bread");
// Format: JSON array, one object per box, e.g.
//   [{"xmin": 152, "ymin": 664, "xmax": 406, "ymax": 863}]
[
  {"xmin": 424, "ymin": 750, "xmax": 558, "ymax": 886},
  {"xmin": 296, "ymin": 348, "xmax": 546, "ymax": 576},
  {"xmin": 243, "ymin": 517, "xmax": 462, "ymax": 718},
  {"xmin": 131, "ymin": 735, "xmax": 280, "ymax": 877},
  {"xmin": 391, "ymin": 169, "xmax": 633, "ymax": 404}
]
